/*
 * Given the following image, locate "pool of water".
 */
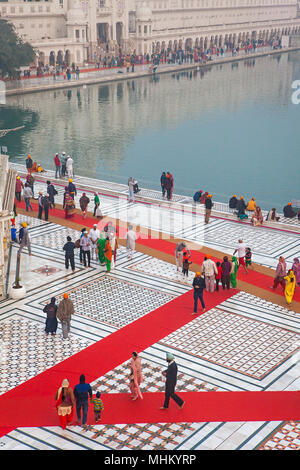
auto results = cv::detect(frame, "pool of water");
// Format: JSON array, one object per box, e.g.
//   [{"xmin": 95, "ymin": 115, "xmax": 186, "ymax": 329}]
[{"xmin": 1, "ymin": 50, "xmax": 300, "ymax": 210}]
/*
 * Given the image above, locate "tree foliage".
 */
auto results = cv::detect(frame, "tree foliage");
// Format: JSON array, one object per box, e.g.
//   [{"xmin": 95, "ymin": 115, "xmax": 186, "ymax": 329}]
[{"xmin": 0, "ymin": 19, "xmax": 36, "ymax": 77}]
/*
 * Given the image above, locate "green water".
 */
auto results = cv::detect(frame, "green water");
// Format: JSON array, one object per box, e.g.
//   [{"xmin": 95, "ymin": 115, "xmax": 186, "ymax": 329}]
[{"xmin": 1, "ymin": 51, "xmax": 300, "ymax": 210}]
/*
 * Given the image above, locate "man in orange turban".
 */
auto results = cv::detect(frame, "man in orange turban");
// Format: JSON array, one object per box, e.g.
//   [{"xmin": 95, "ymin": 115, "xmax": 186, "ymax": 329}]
[{"xmin": 57, "ymin": 293, "xmax": 74, "ymax": 339}]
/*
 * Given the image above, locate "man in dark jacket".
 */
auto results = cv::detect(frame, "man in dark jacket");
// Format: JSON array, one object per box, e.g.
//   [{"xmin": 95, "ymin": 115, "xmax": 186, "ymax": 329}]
[
  {"xmin": 236, "ymin": 197, "xmax": 247, "ymax": 218},
  {"xmin": 25, "ymin": 155, "xmax": 33, "ymax": 171},
  {"xmin": 193, "ymin": 190, "xmax": 202, "ymax": 203},
  {"xmin": 229, "ymin": 195, "xmax": 238, "ymax": 209},
  {"xmin": 74, "ymin": 374, "xmax": 92, "ymax": 428},
  {"xmin": 204, "ymin": 194, "xmax": 213, "ymax": 224},
  {"xmin": 192, "ymin": 271, "xmax": 206, "ymax": 313},
  {"xmin": 160, "ymin": 172, "xmax": 167, "ymax": 198},
  {"xmin": 283, "ymin": 202, "xmax": 296, "ymax": 218},
  {"xmin": 160, "ymin": 353, "xmax": 184, "ymax": 410},
  {"xmin": 47, "ymin": 180, "xmax": 57, "ymax": 208},
  {"xmin": 68, "ymin": 179, "xmax": 77, "ymax": 200},
  {"xmin": 63, "ymin": 236, "xmax": 76, "ymax": 272},
  {"xmin": 38, "ymin": 192, "xmax": 50, "ymax": 221}
]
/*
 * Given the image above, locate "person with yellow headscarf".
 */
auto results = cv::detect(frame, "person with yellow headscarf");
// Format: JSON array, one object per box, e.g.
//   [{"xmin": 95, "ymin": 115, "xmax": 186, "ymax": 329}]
[{"xmin": 284, "ymin": 270, "xmax": 296, "ymax": 305}]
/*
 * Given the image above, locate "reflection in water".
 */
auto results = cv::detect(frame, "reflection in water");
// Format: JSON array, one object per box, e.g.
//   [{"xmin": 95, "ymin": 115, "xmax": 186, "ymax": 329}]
[{"xmin": 0, "ymin": 51, "xmax": 300, "ymax": 208}]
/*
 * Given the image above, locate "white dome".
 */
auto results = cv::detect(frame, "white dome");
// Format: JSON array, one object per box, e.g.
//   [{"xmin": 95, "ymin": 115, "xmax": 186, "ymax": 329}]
[{"xmin": 136, "ymin": 4, "xmax": 152, "ymax": 21}]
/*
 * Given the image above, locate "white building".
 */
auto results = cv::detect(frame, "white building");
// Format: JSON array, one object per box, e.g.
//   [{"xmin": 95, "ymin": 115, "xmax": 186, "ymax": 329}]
[{"xmin": 0, "ymin": 0, "xmax": 300, "ymax": 65}]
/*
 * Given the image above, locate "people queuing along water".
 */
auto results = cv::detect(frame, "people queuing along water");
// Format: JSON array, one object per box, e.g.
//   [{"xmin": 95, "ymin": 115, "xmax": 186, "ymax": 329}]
[{"xmin": 16, "ymin": 34, "xmax": 279, "ymax": 85}]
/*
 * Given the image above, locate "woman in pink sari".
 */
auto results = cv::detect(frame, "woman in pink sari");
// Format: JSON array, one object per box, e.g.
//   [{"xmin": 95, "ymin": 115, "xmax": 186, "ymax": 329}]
[{"xmin": 129, "ymin": 352, "xmax": 143, "ymax": 401}]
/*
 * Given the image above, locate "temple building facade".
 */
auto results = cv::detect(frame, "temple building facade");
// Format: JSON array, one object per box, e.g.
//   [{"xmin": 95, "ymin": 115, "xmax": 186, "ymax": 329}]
[{"xmin": 0, "ymin": 0, "xmax": 300, "ymax": 65}]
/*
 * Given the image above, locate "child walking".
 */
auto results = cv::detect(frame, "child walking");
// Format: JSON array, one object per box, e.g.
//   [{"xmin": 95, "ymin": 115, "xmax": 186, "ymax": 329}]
[
  {"xmin": 182, "ymin": 251, "xmax": 192, "ymax": 277},
  {"xmin": 215, "ymin": 261, "xmax": 223, "ymax": 291},
  {"xmin": 90, "ymin": 391, "xmax": 104, "ymax": 422}
]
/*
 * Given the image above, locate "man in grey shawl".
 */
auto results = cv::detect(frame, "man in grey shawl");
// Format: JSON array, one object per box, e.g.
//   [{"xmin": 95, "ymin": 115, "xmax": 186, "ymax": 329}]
[{"xmin": 57, "ymin": 293, "xmax": 75, "ymax": 339}]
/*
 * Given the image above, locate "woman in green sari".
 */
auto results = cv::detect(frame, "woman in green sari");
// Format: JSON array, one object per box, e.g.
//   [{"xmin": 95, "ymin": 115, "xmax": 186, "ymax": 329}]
[
  {"xmin": 96, "ymin": 233, "xmax": 106, "ymax": 266},
  {"xmin": 230, "ymin": 256, "xmax": 239, "ymax": 288},
  {"xmin": 93, "ymin": 192, "xmax": 100, "ymax": 217}
]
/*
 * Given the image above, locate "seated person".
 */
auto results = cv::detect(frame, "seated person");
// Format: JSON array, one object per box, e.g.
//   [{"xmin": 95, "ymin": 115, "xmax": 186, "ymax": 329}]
[
  {"xmin": 236, "ymin": 196, "xmax": 248, "ymax": 219},
  {"xmin": 251, "ymin": 206, "xmax": 263, "ymax": 226},
  {"xmin": 31, "ymin": 162, "xmax": 38, "ymax": 172},
  {"xmin": 266, "ymin": 208, "xmax": 280, "ymax": 222},
  {"xmin": 133, "ymin": 178, "xmax": 140, "ymax": 194},
  {"xmin": 193, "ymin": 190, "xmax": 202, "ymax": 203},
  {"xmin": 247, "ymin": 198, "xmax": 256, "ymax": 211},
  {"xmin": 229, "ymin": 195, "xmax": 238, "ymax": 209},
  {"xmin": 283, "ymin": 202, "xmax": 296, "ymax": 218},
  {"xmin": 37, "ymin": 163, "xmax": 45, "ymax": 173}
]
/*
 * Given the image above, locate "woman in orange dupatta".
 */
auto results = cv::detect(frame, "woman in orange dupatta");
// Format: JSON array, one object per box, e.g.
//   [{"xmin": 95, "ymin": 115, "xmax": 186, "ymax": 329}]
[
  {"xmin": 129, "ymin": 352, "xmax": 143, "ymax": 401},
  {"xmin": 104, "ymin": 238, "xmax": 112, "ymax": 272}
]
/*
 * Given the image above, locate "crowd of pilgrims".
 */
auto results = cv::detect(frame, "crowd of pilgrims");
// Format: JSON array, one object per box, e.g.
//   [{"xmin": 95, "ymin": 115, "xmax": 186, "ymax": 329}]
[{"xmin": 13, "ymin": 37, "xmax": 279, "ymax": 80}]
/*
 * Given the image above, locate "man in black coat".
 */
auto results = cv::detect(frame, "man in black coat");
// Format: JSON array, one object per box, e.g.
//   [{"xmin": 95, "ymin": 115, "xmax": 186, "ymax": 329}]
[
  {"xmin": 229, "ymin": 195, "xmax": 238, "ymax": 209},
  {"xmin": 204, "ymin": 194, "xmax": 213, "ymax": 224},
  {"xmin": 192, "ymin": 272, "xmax": 206, "ymax": 313},
  {"xmin": 63, "ymin": 236, "xmax": 76, "ymax": 272},
  {"xmin": 160, "ymin": 353, "xmax": 185, "ymax": 410}
]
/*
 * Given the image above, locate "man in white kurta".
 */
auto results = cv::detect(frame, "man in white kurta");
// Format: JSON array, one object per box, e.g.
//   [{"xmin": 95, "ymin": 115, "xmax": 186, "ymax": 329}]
[
  {"xmin": 109, "ymin": 231, "xmax": 117, "ymax": 269},
  {"xmin": 89, "ymin": 224, "xmax": 100, "ymax": 260},
  {"xmin": 126, "ymin": 225, "xmax": 136, "ymax": 260},
  {"xmin": 66, "ymin": 156, "xmax": 74, "ymax": 179}
]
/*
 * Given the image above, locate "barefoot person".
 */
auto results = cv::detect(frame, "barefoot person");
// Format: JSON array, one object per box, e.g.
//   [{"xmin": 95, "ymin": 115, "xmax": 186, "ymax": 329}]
[
  {"xmin": 271, "ymin": 256, "xmax": 287, "ymax": 291},
  {"xmin": 284, "ymin": 269, "xmax": 296, "ymax": 307},
  {"xmin": 160, "ymin": 353, "xmax": 185, "ymax": 410},
  {"xmin": 233, "ymin": 239, "xmax": 248, "ymax": 274},
  {"xmin": 192, "ymin": 271, "xmax": 206, "ymax": 314},
  {"xmin": 129, "ymin": 352, "xmax": 143, "ymax": 401},
  {"xmin": 55, "ymin": 379, "xmax": 76, "ymax": 430}
]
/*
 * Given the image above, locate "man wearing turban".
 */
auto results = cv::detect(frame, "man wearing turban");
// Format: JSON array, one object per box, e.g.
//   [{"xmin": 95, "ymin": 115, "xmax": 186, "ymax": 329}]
[{"xmin": 160, "ymin": 353, "xmax": 185, "ymax": 410}]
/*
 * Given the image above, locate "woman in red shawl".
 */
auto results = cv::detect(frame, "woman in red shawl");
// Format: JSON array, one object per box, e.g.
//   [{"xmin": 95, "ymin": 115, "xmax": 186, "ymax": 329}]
[
  {"xmin": 129, "ymin": 352, "xmax": 143, "ymax": 401},
  {"xmin": 55, "ymin": 378, "xmax": 76, "ymax": 429}
]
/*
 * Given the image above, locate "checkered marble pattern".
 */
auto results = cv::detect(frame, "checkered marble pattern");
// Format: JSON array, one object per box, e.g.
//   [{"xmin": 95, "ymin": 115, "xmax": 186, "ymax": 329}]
[
  {"xmin": 91, "ymin": 358, "xmax": 219, "ymax": 395},
  {"xmin": 81, "ymin": 421, "xmax": 199, "ymax": 450},
  {"xmin": 129, "ymin": 258, "xmax": 194, "ymax": 286},
  {"xmin": 137, "ymin": 189, "xmax": 185, "ymax": 203},
  {"xmin": 227, "ymin": 291, "xmax": 300, "ymax": 318},
  {"xmin": 160, "ymin": 308, "xmax": 300, "ymax": 379},
  {"xmin": 67, "ymin": 275, "xmax": 174, "ymax": 328},
  {"xmin": 0, "ymin": 315, "xmax": 92, "ymax": 395},
  {"xmin": 16, "ymin": 214, "xmax": 49, "ymax": 229},
  {"xmin": 178, "ymin": 219, "xmax": 299, "ymax": 257},
  {"xmin": 30, "ymin": 227, "xmax": 81, "ymax": 250},
  {"xmin": 257, "ymin": 421, "xmax": 300, "ymax": 450}
]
